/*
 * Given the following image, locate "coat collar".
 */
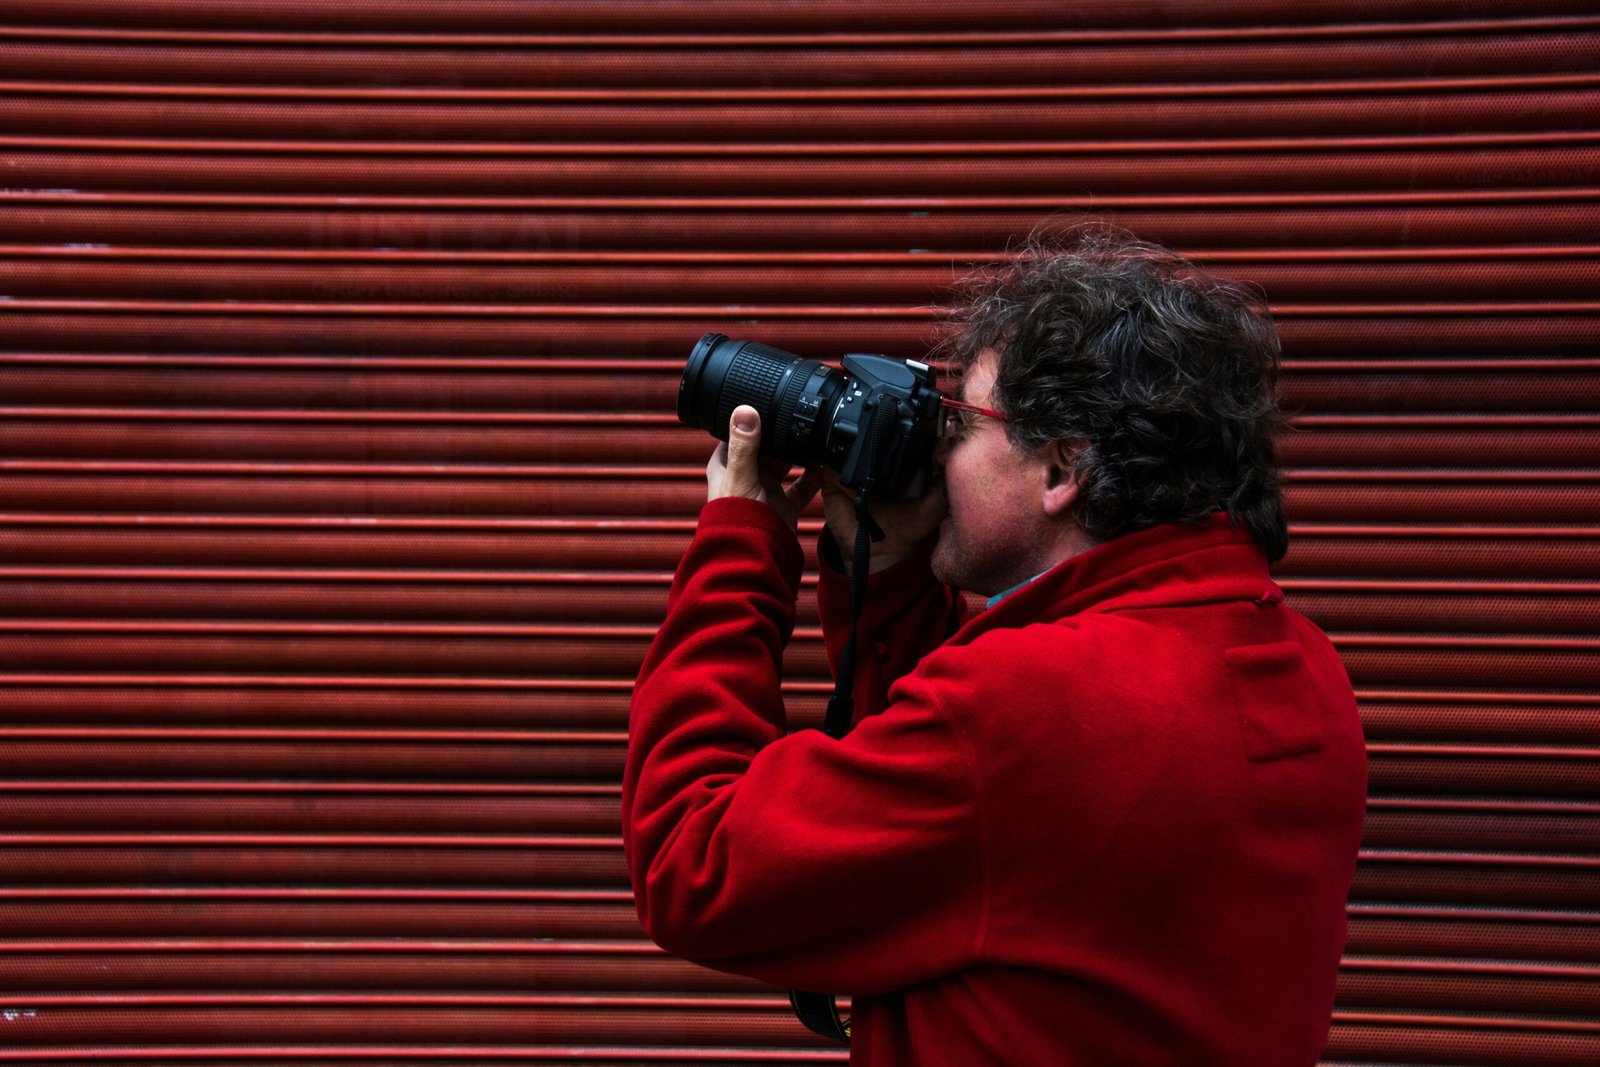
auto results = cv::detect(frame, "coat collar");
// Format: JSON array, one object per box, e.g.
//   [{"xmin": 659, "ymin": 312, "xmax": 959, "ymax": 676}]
[{"xmin": 954, "ymin": 513, "xmax": 1281, "ymax": 642}]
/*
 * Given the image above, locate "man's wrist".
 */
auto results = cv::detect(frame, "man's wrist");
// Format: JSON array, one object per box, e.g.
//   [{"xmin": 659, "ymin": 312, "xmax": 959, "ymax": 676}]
[
  {"xmin": 864, "ymin": 551, "xmax": 913, "ymax": 574},
  {"xmin": 698, "ymin": 497, "xmax": 805, "ymax": 586}
]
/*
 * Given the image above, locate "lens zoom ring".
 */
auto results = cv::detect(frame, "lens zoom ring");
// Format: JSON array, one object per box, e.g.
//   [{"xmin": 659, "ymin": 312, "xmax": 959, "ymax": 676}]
[{"xmin": 716, "ymin": 352, "xmax": 787, "ymax": 432}]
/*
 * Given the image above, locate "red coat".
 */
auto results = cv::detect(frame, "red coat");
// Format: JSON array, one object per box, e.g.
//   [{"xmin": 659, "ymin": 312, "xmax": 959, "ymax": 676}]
[{"xmin": 624, "ymin": 498, "xmax": 1366, "ymax": 1065}]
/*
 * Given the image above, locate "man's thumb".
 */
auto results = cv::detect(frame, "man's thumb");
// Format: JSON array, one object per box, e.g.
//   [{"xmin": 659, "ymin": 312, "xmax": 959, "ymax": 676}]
[{"xmin": 726, "ymin": 405, "xmax": 762, "ymax": 494}]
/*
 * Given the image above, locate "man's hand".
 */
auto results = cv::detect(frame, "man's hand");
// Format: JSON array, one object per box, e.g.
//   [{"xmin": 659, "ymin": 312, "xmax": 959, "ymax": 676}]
[
  {"xmin": 706, "ymin": 405, "xmax": 821, "ymax": 532},
  {"xmin": 820, "ymin": 470, "xmax": 947, "ymax": 575}
]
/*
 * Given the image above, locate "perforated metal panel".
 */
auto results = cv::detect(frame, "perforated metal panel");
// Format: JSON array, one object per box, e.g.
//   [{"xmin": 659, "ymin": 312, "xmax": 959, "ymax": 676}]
[{"xmin": 1, "ymin": 2, "xmax": 1596, "ymax": 1063}]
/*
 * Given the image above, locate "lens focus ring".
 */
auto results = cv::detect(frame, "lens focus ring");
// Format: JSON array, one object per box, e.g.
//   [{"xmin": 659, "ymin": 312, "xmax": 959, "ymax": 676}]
[{"xmin": 715, "ymin": 350, "xmax": 787, "ymax": 433}]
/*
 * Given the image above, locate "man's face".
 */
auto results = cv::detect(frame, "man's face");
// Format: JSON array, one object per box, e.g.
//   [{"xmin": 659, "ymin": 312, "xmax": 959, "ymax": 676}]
[{"xmin": 930, "ymin": 350, "xmax": 1057, "ymax": 597}]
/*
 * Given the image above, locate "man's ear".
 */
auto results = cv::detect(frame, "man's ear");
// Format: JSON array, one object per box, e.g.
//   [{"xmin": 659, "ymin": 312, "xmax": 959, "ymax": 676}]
[{"xmin": 1040, "ymin": 439, "xmax": 1085, "ymax": 518}]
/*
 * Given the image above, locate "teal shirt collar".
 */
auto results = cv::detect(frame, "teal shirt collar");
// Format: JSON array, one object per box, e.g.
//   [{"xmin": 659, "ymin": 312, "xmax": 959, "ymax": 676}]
[{"xmin": 985, "ymin": 570, "xmax": 1049, "ymax": 610}]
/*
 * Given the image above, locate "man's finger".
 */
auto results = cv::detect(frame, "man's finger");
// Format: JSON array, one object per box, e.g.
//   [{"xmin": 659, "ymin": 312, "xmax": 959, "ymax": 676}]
[
  {"xmin": 786, "ymin": 467, "xmax": 823, "ymax": 512},
  {"xmin": 724, "ymin": 405, "xmax": 763, "ymax": 498}
]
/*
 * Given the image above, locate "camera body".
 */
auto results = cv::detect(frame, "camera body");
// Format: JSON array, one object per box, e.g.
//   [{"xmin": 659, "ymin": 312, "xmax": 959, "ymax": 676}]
[{"xmin": 679, "ymin": 333, "xmax": 943, "ymax": 499}]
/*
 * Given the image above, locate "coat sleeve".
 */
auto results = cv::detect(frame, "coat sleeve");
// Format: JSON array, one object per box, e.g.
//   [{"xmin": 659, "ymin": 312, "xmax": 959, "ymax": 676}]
[{"xmin": 622, "ymin": 498, "xmax": 986, "ymax": 995}]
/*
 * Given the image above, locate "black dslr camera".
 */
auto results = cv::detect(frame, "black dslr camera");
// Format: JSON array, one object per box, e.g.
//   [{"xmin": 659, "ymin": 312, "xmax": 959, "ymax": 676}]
[{"xmin": 679, "ymin": 333, "xmax": 944, "ymax": 499}]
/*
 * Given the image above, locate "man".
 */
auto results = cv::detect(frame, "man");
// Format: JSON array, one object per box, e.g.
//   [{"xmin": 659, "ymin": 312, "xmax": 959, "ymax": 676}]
[{"xmin": 622, "ymin": 227, "xmax": 1367, "ymax": 1065}]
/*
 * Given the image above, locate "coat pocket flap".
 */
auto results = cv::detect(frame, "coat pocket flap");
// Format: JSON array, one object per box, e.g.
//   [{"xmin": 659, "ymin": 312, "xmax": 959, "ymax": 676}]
[{"xmin": 1226, "ymin": 641, "xmax": 1326, "ymax": 763}]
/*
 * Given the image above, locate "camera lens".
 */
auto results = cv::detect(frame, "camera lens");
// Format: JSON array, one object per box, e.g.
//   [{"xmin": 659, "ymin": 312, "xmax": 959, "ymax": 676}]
[{"xmin": 679, "ymin": 333, "xmax": 846, "ymax": 467}]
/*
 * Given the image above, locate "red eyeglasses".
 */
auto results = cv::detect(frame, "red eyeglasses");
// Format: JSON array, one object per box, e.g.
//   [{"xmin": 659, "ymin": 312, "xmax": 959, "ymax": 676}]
[{"xmin": 938, "ymin": 397, "xmax": 1010, "ymax": 438}]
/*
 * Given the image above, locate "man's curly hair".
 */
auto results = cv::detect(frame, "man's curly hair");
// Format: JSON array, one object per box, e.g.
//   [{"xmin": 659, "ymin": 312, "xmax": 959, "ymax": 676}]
[{"xmin": 944, "ymin": 224, "xmax": 1289, "ymax": 562}]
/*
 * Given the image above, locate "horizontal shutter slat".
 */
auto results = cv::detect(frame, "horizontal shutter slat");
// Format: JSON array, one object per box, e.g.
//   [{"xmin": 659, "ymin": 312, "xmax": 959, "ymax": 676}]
[
  {"xmin": 4, "ymin": 2, "xmax": 1595, "ymax": 33},
  {"xmin": 0, "ymin": 947, "xmax": 744, "ymax": 993},
  {"xmin": 8, "ymin": 691, "xmax": 1577, "ymax": 743},
  {"xmin": 1350, "ymin": 865, "xmax": 1600, "ymax": 908},
  {"xmin": 0, "ymin": 846, "xmax": 628, "ymax": 886},
  {"xmin": 1335, "ymin": 648, "xmax": 1599, "ymax": 689},
  {"xmin": 1359, "ymin": 700, "xmax": 1600, "ymax": 742},
  {"xmin": 5, "ymin": 314, "xmax": 1598, "ymax": 357},
  {"xmin": 0, "ymin": 895, "xmax": 1593, "ymax": 959},
  {"xmin": 4, "ymin": 578, "xmax": 1594, "ymax": 632},
  {"xmin": 0, "ymin": 793, "xmax": 1588, "ymax": 855},
  {"xmin": 8, "ymin": 741, "xmax": 1591, "ymax": 794},
  {"xmin": 3, "ymin": 520, "xmax": 1594, "ymax": 578},
  {"xmin": 8, "ymin": 146, "xmax": 1598, "ymax": 194},
  {"xmin": 9, "ymin": 89, "xmax": 1600, "ymax": 141},
  {"xmin": 0, "ymin": 1002, "xmax": 838, "ymax": 1048},
  {"xmin": 7, "ymin": 201, "xmax": 1599, "ymax": 249},
  {"xmin": 0, "ymin": 738, "xmax": 627, "ymax": 780},
  {"xmin": 0, "ymin": 790, "xmax": 622, "ymax": 831},
  {"xmin": 7, "ymin": 475, "xmax": 1600, "ymax": 523},
  {"xmin": 6, "ymin": 421, "xmax": 1600, "ymax": 467},
  {"xmin": 1363, "ymin": 808, "xmax": 1600, "ymax": 852},
  {"xmin": 1273, "ymin": 591, "xmax": 1600, "ymax": 633},
  {"xmin": 1284, "ymin": 536, "xmax": 1600, "ymax": 580},
  {"xmin": 5, "ymin": 258, "xmax": 1598, "ymax": 302},
  {"xmin": 1346, "ymin": 914, "xmax": 1600, "ymax": 961},
  {"xmin": 1325, "ymin": 1022, "xmax": 1600, "ymax": 1065},
  {"xmin": 2, "ymin": 625, "xmax": 1596, "ymax": 682},
  {"xmin": 0, "ymin": 897, "xmax": 642, "ymax": 938},
  {"xmin": 9, "ymin": 357, "xmax": 1600, "ymax": 412}
]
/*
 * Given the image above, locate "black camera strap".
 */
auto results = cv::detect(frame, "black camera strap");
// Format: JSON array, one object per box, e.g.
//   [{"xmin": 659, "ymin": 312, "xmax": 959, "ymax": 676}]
[
  {"xmin": 789, "ymin": 398, "xmax": 899, "ymax": 1046},
  {"xmin": 788, "ymin": 506, "xmax": 869, "ymax": 1047},
  {"xmin": 789, "ymin": 988, "xmax": 852, "ymax": 1045},
  {"xmin": 821, "ymin": 490, "xmax": 880, "ymax": 738}
]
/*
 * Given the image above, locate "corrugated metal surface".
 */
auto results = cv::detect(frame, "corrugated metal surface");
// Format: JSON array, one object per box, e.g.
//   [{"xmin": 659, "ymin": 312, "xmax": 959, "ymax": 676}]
[{"xmin": 1, "ymin": 1, "xmax": 1596, "ymax": 1062}]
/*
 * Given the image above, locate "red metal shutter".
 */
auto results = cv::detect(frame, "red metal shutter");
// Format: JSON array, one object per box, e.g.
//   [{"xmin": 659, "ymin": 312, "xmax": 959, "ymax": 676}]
[{"xmin": 1, "ymin": 2, "xmax": 1596, "ymax": 1063}]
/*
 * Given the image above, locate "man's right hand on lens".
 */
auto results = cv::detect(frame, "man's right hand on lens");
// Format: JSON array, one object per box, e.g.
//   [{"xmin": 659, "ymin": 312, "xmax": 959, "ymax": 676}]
[
  {"xmin": 818, "ymin": 469, "xmax": 947, "ymax": 575},
  {"xmin": 707, "ymin": 399, "xmax": 947, "ymax": 576}
]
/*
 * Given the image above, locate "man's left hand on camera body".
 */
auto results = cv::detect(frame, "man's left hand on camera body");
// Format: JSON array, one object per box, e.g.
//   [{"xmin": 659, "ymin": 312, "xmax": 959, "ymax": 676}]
[{"xmin": 817, "ymin": 469, "xmax": 946, "ymax": 576}]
